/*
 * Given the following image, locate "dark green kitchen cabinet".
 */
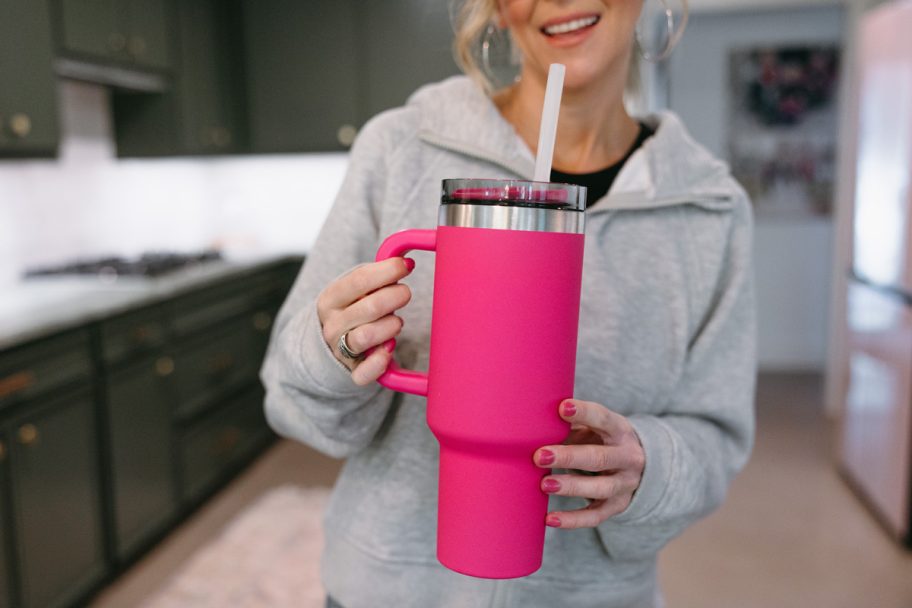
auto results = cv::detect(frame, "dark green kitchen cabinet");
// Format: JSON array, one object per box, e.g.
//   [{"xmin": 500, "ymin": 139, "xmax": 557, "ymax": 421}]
[
  {"xmin": 357, "ymin": 0, "xmax": 460, "ymax": 122},
  {"xmin": 0, "ymin": 258, "xmax": 298, "ymax": 607},
  {"xmin": 8, "ymin": 389, "xmax": 105, "ymax": 608},
  {"xmin": 242, "ymin": 0, "xmax": 459, "ymax": 153},
  {"xmin": 54, "ymin": 0, "xmax": 172, "ymax": 70},
  {"xmin": 178, "ymin": 385, "xmax": 269, "ymax": 505},
  {"xmin": 55, "ymin": 0, "xmax": 120, "ymax": 61},
  {"xmin": 112, "ymin": 0, "xmax": 247, "ymax": 156},
  {"xmin": 106, "ymin": 356, "xmax": 177, "ymax": 561},
  {"xmin": 0, "ymin": 0, "xmax": 59, "ymax": 156},
  {"xmin": 242, "ymin": 0, "xmax": 360, "ymax": 152},
  {"xmin": 121, "ymin": 0, "xmax": 172, "ymax": 70}
]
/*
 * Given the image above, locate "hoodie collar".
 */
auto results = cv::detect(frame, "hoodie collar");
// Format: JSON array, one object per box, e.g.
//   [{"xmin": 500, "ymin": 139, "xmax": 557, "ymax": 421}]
[{"xmin": 410, "ymin": 76, "xmax": 737, "ymax": 213}]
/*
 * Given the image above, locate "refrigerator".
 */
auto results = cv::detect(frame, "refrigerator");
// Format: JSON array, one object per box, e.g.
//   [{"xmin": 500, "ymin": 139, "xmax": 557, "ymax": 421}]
[{"xmin": 840, "ymin": 0, "xmax": 912, "ymax": 547}]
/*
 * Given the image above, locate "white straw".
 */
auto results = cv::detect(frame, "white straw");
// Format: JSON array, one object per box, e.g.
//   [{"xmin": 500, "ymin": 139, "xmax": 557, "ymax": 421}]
[{"xmin": 533, "ymin": 63, "xmax": 566, "ymax": 182}]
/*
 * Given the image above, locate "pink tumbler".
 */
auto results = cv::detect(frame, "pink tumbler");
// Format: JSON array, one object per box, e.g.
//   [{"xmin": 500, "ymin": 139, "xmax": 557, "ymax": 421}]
[{"xmin": 374, "ymin": 179, "xmax": 586, "ymax": 579}]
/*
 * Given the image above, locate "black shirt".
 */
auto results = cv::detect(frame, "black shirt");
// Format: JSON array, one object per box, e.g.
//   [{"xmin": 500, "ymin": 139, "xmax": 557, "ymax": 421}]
[{"xmin": 550, "ymin": 122, "xmax": 655, "ymax": 209}]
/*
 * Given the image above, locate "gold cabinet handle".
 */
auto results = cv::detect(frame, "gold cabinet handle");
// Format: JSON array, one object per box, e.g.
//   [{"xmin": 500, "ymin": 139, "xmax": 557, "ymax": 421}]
[
  {"xmin": 108, "ymin": 32, "xmax": 127, "ymax": 52},
  {"xmin": 155, "ymin": 356, "xmax": 175, "ymax": 377},
  {"xmin": 131, "ymin": 324, "xmax": 153, "ymax": 344},
  {"xmin": 252, "ymin": 311, "xmax": 272, "ymax": 332},
  {"xmin": 337, "ymin": 124, "xmax": 357, "ymax": 147},
  {"xmin": 0, "ymin": 440, "xmax": 6, "ymax": 462},
  {"xmin": 9, "ymin": 113, "xmax": 31, "ymax": 139},
  {"xmin": 211, "ymin": 126, "xmax": 232, "ymax": 149},
  {"xmin": 17, "ymin": 424, "xmax": 39, "ymax": 447},
  {"xmin": 128, "ymin": 36, "xmax": 146, "ymax": 57},
  {"xmin": 214, "ymin": 427, "xmax": 241, "ymax": 456},
  {"xmin": 0, "ymin": 370, "xmax": 35, "ymax": 400}
]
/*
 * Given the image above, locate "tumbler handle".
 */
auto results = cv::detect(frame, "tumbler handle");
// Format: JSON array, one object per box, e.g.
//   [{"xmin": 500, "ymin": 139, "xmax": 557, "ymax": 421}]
[{"xmin": 373, "ymin": 228, "xmax": 437, "ymax": 396}]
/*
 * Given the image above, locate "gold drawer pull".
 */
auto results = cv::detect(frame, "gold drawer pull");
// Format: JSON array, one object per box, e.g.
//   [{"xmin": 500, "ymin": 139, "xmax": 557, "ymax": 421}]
[
  {"xmin": 128, "ymin": 36, "xmax": 146, "ymax": 57},
  {"xmin": 131, "ymin": 325, "xmax": 153, "ymax": 343},
  {"xmin": 108, "ymin": 32, "xmax": 126, "ymax": 52},
  {"xmin": 155, "ymin": 357, "xmax": 175, "ymax": 377},
  {"xmin": 17, "ymin": 424, "xmax": 39, "ymax": 447},
  {"xmin": 0, "ymin": 370, "xmax": 35, "ymax": 400},
  {"xmin": 0, "ymin": 440, "xmax": 6, "ymax": 461},
  {"xmin": 207, "ymin": 353, "xmax": 235, "ymax": 375},
  {"xmin": 9, "ymin": 113, "xmax": 32, "ymax": 139},
  {"xmin": 215, "ymin": 427, "xmax": 241, "ymax": 455}
]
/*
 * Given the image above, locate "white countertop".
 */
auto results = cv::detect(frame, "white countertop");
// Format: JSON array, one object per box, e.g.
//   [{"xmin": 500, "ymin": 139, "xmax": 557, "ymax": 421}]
[{"xmin": 0, "ymin": 255, "xmax": 302, "ymax": 350}]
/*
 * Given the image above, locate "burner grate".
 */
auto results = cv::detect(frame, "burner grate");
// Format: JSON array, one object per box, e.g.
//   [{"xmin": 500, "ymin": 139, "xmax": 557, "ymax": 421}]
[{"xmin": 24, "ymin": 250, "xmax": 223, "ymax": 279}]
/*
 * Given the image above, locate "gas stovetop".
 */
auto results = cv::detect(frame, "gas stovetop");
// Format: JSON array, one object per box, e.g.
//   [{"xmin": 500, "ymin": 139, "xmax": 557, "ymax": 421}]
[{"xmin": 24, "ymin": 250, "xmax": 223, "ymax": 280}]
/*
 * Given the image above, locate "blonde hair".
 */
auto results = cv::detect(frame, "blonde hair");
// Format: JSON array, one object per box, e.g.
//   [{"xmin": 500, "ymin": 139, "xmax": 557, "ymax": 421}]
[{"xmin": 451, "ymin": 0, "xmax": 501, "ymax": 94}]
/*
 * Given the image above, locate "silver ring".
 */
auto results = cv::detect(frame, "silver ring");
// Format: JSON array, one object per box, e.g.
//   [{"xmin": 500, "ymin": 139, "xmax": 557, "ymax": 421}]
[{"xmin": 338, "ymin": 330, "xmax": 361, "ymax": 360}]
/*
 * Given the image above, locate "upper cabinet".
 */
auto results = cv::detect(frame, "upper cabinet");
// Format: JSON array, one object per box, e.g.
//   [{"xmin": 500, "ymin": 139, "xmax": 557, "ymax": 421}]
[
  {"xmin": 242, "ymin": 0, "xmax": 361, "ymax": 153},
  {"xmin": 55, "ymin": 0, "xmax": 120, "ymax": 61},
  {"xmin": 358, "ymin": 0, "xmax": 461, "ymax": 122},
  {"xmin": 111, "ymin": 0, "xmax": 248, "ymax": 157},
  {"xmin": 0, "ymin": 0, "xmax": 59, "ymax": 156},
  {"xmin": 54, "ymin": 0, "xmax": 173, "ymax": 71},
  {"xmin": 241, "ymin": 0, "xmax": 460, "ymax": 153},
  {"xmin": 0, "ymin": 0, "xmax": 463, "ymax": 158}
]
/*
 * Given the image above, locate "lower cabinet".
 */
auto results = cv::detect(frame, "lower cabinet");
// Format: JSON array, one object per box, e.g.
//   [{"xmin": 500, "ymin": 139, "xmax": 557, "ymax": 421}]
[
  {"xmin": 8, "ymin": 389, "xmax": 104, "ymax": 608},
  {"xmin": 179, "ymin": 385, "xmax": 269, "ymax": 504},
  {"xmin": 0, "ymin": 258, "xmax": 297, "ymax": 607},
  {"xmin": 106, "ymin": 356, "xmax": 177, "ymax": 560}
]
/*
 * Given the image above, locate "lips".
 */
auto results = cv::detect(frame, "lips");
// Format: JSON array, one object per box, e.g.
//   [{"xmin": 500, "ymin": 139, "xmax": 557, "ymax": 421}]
[{"xmin": 540, "ymin": 14, "xmax": 601, "ymax": 37}]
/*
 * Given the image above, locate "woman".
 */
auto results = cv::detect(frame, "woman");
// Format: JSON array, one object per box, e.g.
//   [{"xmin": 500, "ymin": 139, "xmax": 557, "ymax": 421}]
[{"xmin": 261, "ymin": 1, "xmax": 756, "ymax": 606}]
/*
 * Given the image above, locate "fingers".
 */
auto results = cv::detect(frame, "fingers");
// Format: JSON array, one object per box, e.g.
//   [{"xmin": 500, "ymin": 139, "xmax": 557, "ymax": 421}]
[
  {"xmin": 320, "ymin": 258, "xmax": 414, "ymax": 312},
  {"xmin": 558, "ymin": 399, "xmax": 629, "ymax": 443},
  {"xmin": 545, "ymin": 499, "xmax": 629, "ymax": 530},
  {"xmin": 350, "ymin": 342, "xmax": 394, "ymax": 386},
  {"xmin": 321, "ymin": 281, "xmax": 412, "ymax": 365},
  {"xmin": 540, "ymin": 472, "xmax": 623, "ymax": 501},
  {"xmin": 345, "ymin": 283, "xmax": 412, "ymax": 328},
  {"xmin": 534, "ymin": 443, "xmax": 635, "ymax": 473},
  {"xmin": 342, "ymin": 315, "xmax": 404, "ymax": 356}
]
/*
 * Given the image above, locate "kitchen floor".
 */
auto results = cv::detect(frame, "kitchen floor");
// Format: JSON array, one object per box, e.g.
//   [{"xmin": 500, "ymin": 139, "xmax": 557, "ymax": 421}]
[{"xmin": 93, "ymin": 373, "xmax": 912, "ymax": 608}]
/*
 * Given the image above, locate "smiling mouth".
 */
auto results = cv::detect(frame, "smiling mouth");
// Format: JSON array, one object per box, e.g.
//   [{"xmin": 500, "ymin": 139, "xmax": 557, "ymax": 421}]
[{"xmin": 541, "ymin": 15, "xmax": 600, "ymax": 36}]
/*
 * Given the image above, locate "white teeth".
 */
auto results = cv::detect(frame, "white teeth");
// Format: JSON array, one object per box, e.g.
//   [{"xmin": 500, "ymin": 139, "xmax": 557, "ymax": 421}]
[{"xmin": 543, "ymin": 16, "xmax": 598, "ymax": 36}]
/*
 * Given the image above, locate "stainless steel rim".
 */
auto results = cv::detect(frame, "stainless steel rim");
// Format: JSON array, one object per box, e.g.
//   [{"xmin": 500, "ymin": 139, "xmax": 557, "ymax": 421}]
[{"xmin": 438, "ymin": 203, "xmax": 585, "ymax": 234}]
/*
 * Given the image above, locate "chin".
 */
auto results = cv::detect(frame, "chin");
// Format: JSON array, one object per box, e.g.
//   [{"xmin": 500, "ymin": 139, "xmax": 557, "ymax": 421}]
[{"xmin": 558, "ymin": 62, "xmax": 612, "ymax": 92}]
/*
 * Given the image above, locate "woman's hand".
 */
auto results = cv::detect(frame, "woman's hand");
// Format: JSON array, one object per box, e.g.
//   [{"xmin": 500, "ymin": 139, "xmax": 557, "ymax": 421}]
[
  {"xmin": 534, "ymin": 399, "xmax": 646, "ymax": 529},
  {"xmin": 316, "ymin": 257, "xmax": 414, "ymax": 385}
]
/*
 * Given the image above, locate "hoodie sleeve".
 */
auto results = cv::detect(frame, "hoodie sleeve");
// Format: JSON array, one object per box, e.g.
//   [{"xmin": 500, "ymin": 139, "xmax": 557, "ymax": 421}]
[
  {"xmin": 259, "ymin": 114, "xmax": 401, "ymax": 459},
  {"xmin": 596, "ymin": 193, "xmax": 757, "ymax": 560}
]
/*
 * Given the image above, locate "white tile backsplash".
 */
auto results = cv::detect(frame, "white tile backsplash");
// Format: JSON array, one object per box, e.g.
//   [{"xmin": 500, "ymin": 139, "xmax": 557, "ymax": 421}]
[{"xmin": 0, "ymin": 80, "xmax": 348, "ymax": 287}]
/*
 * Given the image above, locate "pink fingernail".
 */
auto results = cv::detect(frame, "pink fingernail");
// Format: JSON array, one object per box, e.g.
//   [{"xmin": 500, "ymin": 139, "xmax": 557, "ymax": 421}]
[
  {"xmin": 562, "ymin": 401, "xmax": 576, "ymax": 417},
  {"xmin": 404, "ymin": 258, "xmax": 415, "ymax": 272},
  {"xmin": 545, "ymin": 515, "xmax": 561, "ymax": 528},
  {"xmin": 542, "ymin": 478, "xmax": 561, "ymax": 493},
  {"xmin": 538, "ymin": 449, "xmax": 555, "ymax": 466}
]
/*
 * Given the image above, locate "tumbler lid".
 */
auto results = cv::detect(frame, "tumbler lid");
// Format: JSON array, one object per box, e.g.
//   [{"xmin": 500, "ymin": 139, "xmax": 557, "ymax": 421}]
[{"xmin": 442, "ymin": 179, "xmax": 586, "ymax": 212}]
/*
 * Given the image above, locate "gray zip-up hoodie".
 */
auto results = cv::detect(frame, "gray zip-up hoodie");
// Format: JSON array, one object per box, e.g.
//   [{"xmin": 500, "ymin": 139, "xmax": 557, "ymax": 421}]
[{"xmin": 261, "ymin": 76, "xmax": 756, "ymax": 608}]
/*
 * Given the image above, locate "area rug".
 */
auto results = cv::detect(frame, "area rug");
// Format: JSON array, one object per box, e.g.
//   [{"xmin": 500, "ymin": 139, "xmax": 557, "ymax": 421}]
[{"xmin": 144, "ymin": 485, "xmax": 331, "ymax": 608}]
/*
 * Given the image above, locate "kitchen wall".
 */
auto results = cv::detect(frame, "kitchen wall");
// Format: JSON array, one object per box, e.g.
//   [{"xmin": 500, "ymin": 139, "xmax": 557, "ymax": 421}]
[
  {"xmin": 0, "ymin": 80, "xmax": 348, "ymax": 287},
  {"xmin": 668, "ymin": 4, "xmax": 845, "ymax": 371}
]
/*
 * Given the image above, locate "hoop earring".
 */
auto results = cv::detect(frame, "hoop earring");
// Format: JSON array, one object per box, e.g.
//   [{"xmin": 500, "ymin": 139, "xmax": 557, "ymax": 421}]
[
  {"xmin": 481, "ymin": 24, "xmax": 521, "ymax": 85},
  {"xmin": 636, "ymin": 0, "xmax": 689, "ymax": 63}
]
